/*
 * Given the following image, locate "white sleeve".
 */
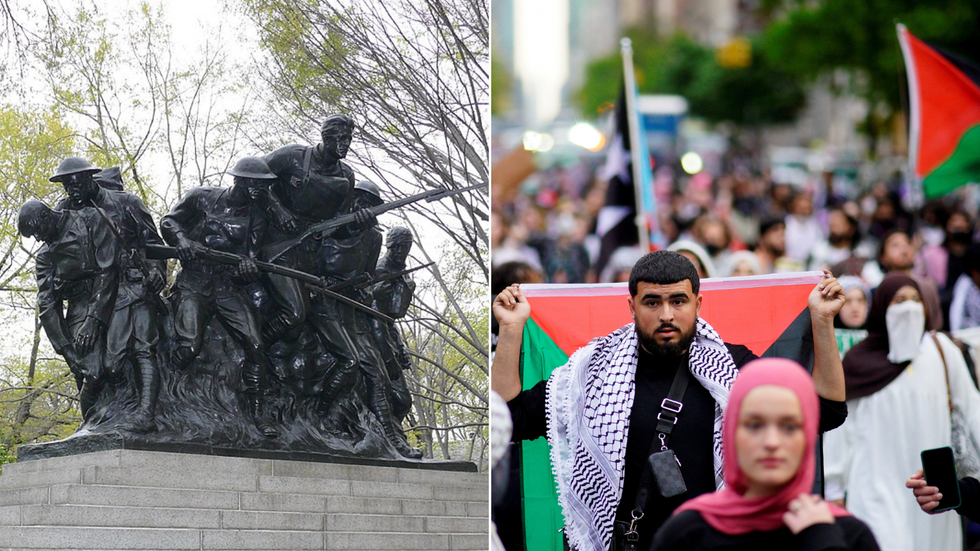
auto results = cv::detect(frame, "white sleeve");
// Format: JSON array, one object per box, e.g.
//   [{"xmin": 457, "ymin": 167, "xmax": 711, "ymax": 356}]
[
  {"xmin": 950, "ymin": 275, "xmax": 971, "ymax": 332},
  {"xmin": 822, "ymin": 402, "xmax": 855, "ymax": 501}
]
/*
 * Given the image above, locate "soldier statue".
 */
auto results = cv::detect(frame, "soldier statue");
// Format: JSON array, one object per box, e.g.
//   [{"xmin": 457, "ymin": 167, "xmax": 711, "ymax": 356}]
[
  {"xmin": 311, "ymin": 181, "xmax": 421, "ymax": 458},
  {"xmin": 48, "ymin": 158, "xmax": 165, "ymax": 431},
  {"xmin": 371, "ymin": 227, "xmax": 417, "ymax": 428},
  {"xmin": 259, "ymin": 114, "xmax": 357, "ymax": 344},
  {"xmin": 298, "ymin": 178, "xmax": 374, "ymax": 423},
  {"xmin": 19, "ymin": 201, "xmax": 124, "ymax": 424},
  {"xmin": 160, "ymin": 156, "xmax": 280, "ymax": 438},
  {"xmin": 16, "ymin": 120, "xmax": 480, "ymax": 462}
]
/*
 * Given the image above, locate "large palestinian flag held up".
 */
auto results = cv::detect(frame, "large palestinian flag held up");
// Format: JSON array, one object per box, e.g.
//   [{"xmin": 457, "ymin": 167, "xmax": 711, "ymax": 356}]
[
  {"xmin": 897, "ymin": 24, "xmax": 980, "ymax": 198},
  {"xmin": 517, "ymin": 272, "xmax": 823, "ymax": 551}
]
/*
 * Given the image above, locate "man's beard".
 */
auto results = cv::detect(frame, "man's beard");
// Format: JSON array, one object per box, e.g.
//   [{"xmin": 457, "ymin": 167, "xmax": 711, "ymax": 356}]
[
  {"xmin": 636, "ymin": 321, "xmax": 697, "ymax": 357},
  {"xmin": 763, "ymin": 237, "xmax": 785, "ymax": 257}
]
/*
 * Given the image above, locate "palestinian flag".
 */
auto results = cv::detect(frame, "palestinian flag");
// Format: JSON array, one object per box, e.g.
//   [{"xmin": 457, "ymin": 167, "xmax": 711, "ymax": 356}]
[
  {"xmin": 898, "ymin": 24, "xmax": 980, "ymax": 198},
  {"xmin": 517, "ymin": 272, "xmax": 823, "ymax": 551}
]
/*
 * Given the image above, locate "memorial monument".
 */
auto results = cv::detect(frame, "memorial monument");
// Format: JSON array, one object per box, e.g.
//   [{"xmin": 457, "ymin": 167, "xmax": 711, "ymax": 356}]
[{"xmin": 13, "ymin": 116, "xmax": 483, "ymax": 465}]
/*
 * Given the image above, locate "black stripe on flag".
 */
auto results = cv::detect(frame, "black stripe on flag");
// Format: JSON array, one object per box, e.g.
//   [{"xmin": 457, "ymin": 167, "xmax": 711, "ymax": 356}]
[
  {"xmin": 595, "ymin": 85, "xmax": 639, "ymax": 276},
  {"xmin": 927, "ymin": 42, "xmax": 980, "ymax": 91}
]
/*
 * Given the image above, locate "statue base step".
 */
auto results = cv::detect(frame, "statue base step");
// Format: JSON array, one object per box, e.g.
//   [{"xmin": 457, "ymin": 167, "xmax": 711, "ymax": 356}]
[
  {"xmin": 15, "ymin": 431, "xmax": 475, "ymax": 472},
  {"xmin": 0, "ymin": 449, "xmax": 487, "ymax": 550}
]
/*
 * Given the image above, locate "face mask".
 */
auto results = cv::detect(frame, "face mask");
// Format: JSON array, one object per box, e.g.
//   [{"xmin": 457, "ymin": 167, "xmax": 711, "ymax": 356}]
[
  {"xmin": 950, "ymin": 231, "xmax": 972, "ymax": 244},
  {"xmin": 886, "ymin": 300, "xmax": 925, "ymax": 363}
]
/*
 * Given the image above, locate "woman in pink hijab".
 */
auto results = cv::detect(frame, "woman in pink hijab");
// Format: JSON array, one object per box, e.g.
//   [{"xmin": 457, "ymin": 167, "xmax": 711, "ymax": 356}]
[{"xmin": 650, "ymin": 358, "xmax": 879, "ymax": 550}]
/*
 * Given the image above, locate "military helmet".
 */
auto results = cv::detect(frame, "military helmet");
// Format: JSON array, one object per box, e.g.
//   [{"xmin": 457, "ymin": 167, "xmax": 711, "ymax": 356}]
[
  {"xmin": 227, "ymin": 157, "xmax": 277, "ymax": 180},
  {"xmin": 387, "ymin": 226, "xmax": 413, "ymax": 247},
  {"xmin": 354, "ymin": 180, "xmax": 382, "ymax": 199},
  {"xmin": 49, "ymin": 157, "xmax": 101, "ymax": 182}
]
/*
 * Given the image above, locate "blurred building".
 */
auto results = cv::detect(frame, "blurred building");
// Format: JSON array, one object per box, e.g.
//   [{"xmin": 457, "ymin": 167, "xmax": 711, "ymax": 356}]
[
  {"xmin": 492, "ymin": 0, "xmax": 516, "ymax": 73},
  {"xmin": 620, "ymin": 0, "xmax": 739, "ymax": 47},
  {"xmin": 567, "ymin": 1, "xmax": 619, "ymax": 96},
  {"xmin": 495, "ymin": 0, "xmax": 618, "ymax": 127},
  {"xmin": 493, "ymin": 0, "xmax": 871, "ymax": 162},
  {"xmin": 497, "ymin": 0, "xmax": 749, "ymax": 127}
]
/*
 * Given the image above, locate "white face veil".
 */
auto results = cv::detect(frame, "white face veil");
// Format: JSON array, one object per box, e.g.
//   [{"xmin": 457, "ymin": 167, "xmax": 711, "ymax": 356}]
[{"xmin": 885, "ymin": 300, "xmax": 926, "ymax": 363}]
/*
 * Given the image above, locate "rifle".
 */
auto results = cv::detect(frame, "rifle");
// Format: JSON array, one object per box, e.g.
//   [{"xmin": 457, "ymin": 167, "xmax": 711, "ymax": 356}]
[
  {"xmin": 144, "ymin": 244, "xmax": 394, "ymax": 324},
  {"xmin": 327, "ymin": 262, "xmax": 433, "ymax": 293},
  {"xmin": 262, "ymin": 182, "xmax": 485, "ymax": 262}
]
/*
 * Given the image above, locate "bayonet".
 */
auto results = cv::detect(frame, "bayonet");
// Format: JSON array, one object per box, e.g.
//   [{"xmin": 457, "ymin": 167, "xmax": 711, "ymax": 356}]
[{"xmin": 328, "ymin": 262, "xmax": 433, "ymax": 293}]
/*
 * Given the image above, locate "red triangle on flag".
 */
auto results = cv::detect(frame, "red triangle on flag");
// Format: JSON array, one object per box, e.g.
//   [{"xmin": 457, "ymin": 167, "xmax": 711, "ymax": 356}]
[{"xmin": 524, "ymin": 272, "xmax": 822, "ymax": 357}]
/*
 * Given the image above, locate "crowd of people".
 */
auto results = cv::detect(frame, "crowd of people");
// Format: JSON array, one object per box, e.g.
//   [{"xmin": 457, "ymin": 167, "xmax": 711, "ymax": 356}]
[
  {"xmin": 492, "ymin": 160, "xmax": 980, "ymax": 336},
  {"xmin": 490, "ymin": 159, "xmax": 980, "ymax": 550}
]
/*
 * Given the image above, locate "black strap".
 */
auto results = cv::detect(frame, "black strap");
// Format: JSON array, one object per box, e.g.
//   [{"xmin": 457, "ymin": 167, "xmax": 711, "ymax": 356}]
[
  {"xmin": 631, "ymin": 355, "xmax": 691, "ymax": 515},
  {"xmin": 654, "ymin": 359, "xmax": 690, "ymax": 441},
  {"xmin": 88, "ymin": 200, "xmax": 125, "ymax": 243},
  {"xmin": 88, "ymin": 200, "xmax": 144, "ymax": 270},
  {"xmin": 301, "ymin": 146, "xmax": 313, "ymax": 188}
]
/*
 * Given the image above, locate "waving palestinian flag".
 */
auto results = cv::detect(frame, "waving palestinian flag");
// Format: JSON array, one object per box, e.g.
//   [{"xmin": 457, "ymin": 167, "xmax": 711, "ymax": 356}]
[
  {"xmin": 898, "ymin": 24, "xmax": 980, "ymax": 198},
  {"xmin": 516, "ymin": 272, "xmax": 823, "ymax": 551}
]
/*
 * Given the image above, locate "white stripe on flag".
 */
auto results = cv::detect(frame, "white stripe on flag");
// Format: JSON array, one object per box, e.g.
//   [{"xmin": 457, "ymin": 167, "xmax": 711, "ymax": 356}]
[
  {"xmin": 598, "ymin": 133, "xmax": 629, "ymax": 183},
  {"xmin": 596, "ymin": 205, "xmax": 631, "ymax": 236},
  {"xmin": 521, "ymin": 271, "xmax": 825, "ymax": 297}
]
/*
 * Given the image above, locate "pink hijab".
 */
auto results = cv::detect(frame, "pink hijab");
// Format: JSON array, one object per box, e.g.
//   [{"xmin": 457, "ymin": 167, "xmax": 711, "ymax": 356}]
[{"xmin": 674, "ymin": 358, "xmax": 850, "ymax": 534}]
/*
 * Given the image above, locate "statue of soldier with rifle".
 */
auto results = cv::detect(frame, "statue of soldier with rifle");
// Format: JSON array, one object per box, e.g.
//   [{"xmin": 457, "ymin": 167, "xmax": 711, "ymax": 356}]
[
  {"xmin": 18, "ymin": 125, "xmax": 484, "ymax": 461},
  {"xmin": 160, "ymin": 156, "xmax": 280, "ymax": 438},
  {"xmin": 288, "ymin": 178, "xmax": 374, "ymax": 433},
  {"xmin": 258, "ymin": 114, "xmax": 357, "ymax": 345},
  {"xmin": 310, "ymin": 180, "xmax": 421, "ymax": 458}
]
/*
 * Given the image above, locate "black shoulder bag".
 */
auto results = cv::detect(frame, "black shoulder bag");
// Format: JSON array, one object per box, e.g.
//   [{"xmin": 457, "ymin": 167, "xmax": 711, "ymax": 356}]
[{"xmin": 611, "ymin": 357, "xmax": 690, "ymax": 551}]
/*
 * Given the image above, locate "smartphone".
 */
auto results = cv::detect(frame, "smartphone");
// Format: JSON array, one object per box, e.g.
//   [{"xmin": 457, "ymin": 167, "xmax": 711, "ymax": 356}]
[{"xmin": 921, "ymin": 447, "xmax": 962, "ymax": 512}]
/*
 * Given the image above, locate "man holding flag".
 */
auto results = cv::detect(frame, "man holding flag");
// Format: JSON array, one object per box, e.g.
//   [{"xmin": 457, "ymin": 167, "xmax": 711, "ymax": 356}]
[{"xmin": 492, "ymin": 251, "xmax": 847, "ymax": 551}]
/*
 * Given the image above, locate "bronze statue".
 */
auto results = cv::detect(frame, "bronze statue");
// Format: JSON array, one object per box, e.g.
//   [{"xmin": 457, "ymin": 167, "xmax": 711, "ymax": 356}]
[
  {"xmin": 371, "ymin": 227, "xmax": 417, "ymax": 427},
  {"xmin": 48, "ymin": 157, "xmax": 165, "ymax": 431},
  {"xmin": 20, "ymin": 118, "xmax": 483, "ymax": 462},
  {"xmin": 160, "ymin": 156, "xmax": 279, "ymax": 438},
  {"xmin": 259, "ymin": 114, "xmax": 357, "ymax": 344},
  {"xmin": 327, "ymin": 182, "xmax": 420, "ymax": 458},
  {"xmin": 20, "ymin": 200, "xmax": 119, "ymax": 422}
]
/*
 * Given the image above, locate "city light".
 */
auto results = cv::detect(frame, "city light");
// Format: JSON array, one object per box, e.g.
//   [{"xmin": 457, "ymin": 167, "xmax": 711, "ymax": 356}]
[
  {"xmin": 522, "ymin": 131, "xmax": 541, "ymax": 151},
  {"xmin": 537, "ymin": 133, "xmax": 554, "ymax": 152},
  {"xmin": 568, "ymin": 122, "xmax": 605, "ymax": 151},
  {"xmin": 681, "ymin": 152, "xmax": 703, "ymax": 174},
  {"xmin": 523, "ymin": 131, "xmax": 554, "ymax": 152}
]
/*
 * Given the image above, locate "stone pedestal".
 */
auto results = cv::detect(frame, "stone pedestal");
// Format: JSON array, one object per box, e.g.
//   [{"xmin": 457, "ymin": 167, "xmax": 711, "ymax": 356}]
[{"xmin": 0, "ymin": 449, "xmax": 488, "ymax": 550}]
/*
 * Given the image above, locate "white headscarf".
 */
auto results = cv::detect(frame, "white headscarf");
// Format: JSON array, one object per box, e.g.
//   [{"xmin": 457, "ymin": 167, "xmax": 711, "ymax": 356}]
[
  {"xmin": 668, "ymin": 240, "xmax": 717, "ymax": 278},
  {"xmin": 723, "ymin": 250, "xmax": 761, "ymax": 277}
]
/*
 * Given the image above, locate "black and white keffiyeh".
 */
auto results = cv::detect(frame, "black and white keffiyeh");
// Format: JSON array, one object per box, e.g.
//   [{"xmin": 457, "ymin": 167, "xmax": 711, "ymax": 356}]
[{"xmin": 545, "ymin": 318, "xmax": 738, "ymax": 551}]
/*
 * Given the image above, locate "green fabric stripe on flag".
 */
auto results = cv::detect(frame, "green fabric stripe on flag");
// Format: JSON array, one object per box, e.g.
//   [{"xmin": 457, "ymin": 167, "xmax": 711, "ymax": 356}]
[
  {"xmin": 521, "ymin": 318, "xmax": 569, "ymax": 551},
  {"xmin": 924, "ymin": 124, "xmax": 980, "ymax": 198}
]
